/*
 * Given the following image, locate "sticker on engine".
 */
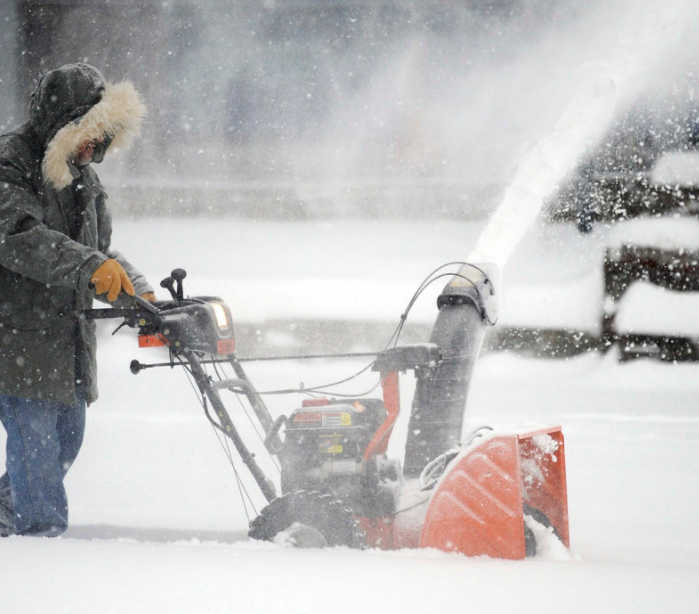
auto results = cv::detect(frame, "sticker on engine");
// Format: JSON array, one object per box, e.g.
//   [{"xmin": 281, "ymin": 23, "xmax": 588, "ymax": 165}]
[
  {"xmin": 293, "ymin": 412, "xmax": 322, "ymax": 424},
  {"xmin": 321, "ymin": 412, "xmax": 351, "ymax": 427},
  {"xmin": 320, "ymin": 434, "xmax": 343, "ymax": 454}
]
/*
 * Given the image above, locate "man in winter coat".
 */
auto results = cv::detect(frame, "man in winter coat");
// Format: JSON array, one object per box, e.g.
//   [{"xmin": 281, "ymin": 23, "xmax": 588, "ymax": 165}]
[{"xmin": 0, "ymin": 63, "xmax": 154, "ymax": 536}]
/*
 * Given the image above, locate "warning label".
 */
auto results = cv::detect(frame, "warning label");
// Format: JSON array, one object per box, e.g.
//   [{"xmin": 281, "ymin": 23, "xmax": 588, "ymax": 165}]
[{"xmin": 322, "ymin": 412, "xmax": 351, "ymax": 427}]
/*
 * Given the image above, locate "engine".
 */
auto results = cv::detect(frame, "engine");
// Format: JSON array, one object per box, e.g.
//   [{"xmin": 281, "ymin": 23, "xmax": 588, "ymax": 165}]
[{"xmin": 279, "ymin": 397, "xmax": 401, "ymax": 517}]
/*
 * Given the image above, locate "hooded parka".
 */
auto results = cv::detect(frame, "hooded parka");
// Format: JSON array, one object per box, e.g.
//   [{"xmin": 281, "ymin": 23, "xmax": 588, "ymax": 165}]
[{"xmin": 0, "ymin": 63, "xmax": 152, "ymax": 407}]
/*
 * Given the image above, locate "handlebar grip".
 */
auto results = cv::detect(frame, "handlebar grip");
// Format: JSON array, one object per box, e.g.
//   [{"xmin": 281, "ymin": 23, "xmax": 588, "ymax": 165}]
[
  {"xmin": 132, "ymin": 294, "xmax": 160, "ymax": 314},
  {"xmin": 82, "ymin": 308, "xmax": 135, "ymax": 320},
  {"xmin": 130, "ymin": 360, "xmax": 144, "ymax": 375}
]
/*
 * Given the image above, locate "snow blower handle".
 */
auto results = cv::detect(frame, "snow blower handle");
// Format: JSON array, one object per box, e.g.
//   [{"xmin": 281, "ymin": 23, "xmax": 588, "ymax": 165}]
[
  {"xmin": 81, "ymin": 295, "xmax": 161, "ymax": 331},
  {"xmin": 131, "ymin": 293, "xmax": 161, "ymax": 314}
]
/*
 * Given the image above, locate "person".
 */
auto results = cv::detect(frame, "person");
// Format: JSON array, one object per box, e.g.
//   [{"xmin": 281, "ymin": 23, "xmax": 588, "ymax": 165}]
[{"xmin": 0, "ymin": 63, "xmax": 155, "ymax": 537}]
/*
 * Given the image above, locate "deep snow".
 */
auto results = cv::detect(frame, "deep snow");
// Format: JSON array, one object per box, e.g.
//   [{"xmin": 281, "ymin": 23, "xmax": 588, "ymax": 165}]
[{"xmin": 2, "ymin": 218, "xmax": 698, "ymax": 613}]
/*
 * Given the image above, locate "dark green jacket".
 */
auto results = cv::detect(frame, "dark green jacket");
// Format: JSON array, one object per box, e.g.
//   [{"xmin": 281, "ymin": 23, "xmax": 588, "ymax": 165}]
[{"xmin": 0, "ymin": 64, "xmax": 150, "ymax": 406}]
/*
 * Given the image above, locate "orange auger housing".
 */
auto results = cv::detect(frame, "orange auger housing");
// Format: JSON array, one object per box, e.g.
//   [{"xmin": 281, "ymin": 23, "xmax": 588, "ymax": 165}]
[
  {"xmin": 360, "ymin": 425, "xmax": 569, "ymax": 559},
  {"xmin": 418, "ymin": 425, "xmax": 569, "ymax": 558}
]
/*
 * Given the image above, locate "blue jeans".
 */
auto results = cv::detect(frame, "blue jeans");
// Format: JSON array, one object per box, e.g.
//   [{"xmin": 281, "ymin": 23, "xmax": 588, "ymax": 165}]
[{"xmin": 0, "ymin": 393, "xmax": 86, "ymax": 536}]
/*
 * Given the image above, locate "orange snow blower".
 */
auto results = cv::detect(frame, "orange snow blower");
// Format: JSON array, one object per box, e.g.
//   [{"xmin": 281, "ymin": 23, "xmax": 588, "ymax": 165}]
[
  {"xmin": 383, "ymin": 424, "xmax": 569, "ymax": 558},
  {"xmin": 85, "ymin": 263, "xmax": 570, "ymax": 559}
]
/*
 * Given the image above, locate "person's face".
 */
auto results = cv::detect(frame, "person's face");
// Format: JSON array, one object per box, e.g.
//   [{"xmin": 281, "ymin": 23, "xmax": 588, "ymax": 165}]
[{"xmin": 73, "ymin": 134, "xmax": 105, "ymax": 167}]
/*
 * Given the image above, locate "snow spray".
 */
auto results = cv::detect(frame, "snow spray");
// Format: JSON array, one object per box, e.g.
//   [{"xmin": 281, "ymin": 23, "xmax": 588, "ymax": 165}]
[{"xmin": 468, "ymin": 0, "xmax": 692, "ymax": 272}]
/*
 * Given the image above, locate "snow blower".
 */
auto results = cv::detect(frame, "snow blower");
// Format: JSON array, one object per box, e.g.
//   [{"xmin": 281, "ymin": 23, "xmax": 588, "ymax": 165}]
[{"xmin": 85, "ymin": 263, "xmax": 569, "ymax": 559}]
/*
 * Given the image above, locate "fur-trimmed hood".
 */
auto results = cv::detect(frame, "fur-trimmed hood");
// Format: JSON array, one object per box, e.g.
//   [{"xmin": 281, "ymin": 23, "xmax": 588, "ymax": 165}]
[{"xmin": 29, "ymin": 63, "xmax": 146, "ymax": 190}]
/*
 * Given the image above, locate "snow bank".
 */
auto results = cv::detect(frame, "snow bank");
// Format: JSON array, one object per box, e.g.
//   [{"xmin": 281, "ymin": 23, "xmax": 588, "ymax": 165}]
[
  {"xmin": 498, "ymin": 270, "xmax": 602, "ymax": 332},
  {"xmin": 651, "ymin": 151, "xmax": 699, "ymax": 186},
  {"xmin": 606, "ymin": 216, "xmax": 699, "ymax": 252},
  {"xmin": 615, "ymin": 282, "xmax": 699, "ymax": 336}
]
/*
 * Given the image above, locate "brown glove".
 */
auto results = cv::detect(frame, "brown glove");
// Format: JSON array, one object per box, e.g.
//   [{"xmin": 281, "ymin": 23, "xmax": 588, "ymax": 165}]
[
  {"xmin": 91, "ymin": 259, "xmax": 135, "ymax": 302},
  {"xmin": 140, "ymin": 292, "xmax": 157, "ymax": 302}
]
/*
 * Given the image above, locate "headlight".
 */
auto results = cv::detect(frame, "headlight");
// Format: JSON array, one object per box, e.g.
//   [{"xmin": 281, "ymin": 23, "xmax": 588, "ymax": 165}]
[{"xmin": 211, "ymin": 302, "xmax": 229, "ymax": 330}]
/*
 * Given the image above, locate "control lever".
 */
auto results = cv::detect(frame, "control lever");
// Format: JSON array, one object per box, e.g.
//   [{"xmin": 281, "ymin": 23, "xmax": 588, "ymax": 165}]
[
  {"xmin": 160, "ymin": 276, "xmax": 177, "ymax": 300},
  {"xmin": 171, "ymin": 268, "xmax": 187, "ymax": 301}
]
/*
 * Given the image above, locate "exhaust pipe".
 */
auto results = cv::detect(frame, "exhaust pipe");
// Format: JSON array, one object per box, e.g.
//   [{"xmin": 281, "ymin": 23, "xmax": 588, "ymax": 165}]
[{"xmin": 403, "ymin": 264, "xmax": 498, "ymax": 478}]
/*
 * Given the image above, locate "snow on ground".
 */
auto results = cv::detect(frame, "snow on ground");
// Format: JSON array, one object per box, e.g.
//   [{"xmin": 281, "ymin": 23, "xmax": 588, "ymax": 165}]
[{"xmin": 2, "ymin": 218, "xmax": 699, "ymax": 613}]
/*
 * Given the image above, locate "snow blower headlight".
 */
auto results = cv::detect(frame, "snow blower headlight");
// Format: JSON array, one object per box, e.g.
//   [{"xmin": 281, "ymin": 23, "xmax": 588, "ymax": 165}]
[{"xmin": 211, "ymin": 302, "xmax": 229, "ymax": 331}]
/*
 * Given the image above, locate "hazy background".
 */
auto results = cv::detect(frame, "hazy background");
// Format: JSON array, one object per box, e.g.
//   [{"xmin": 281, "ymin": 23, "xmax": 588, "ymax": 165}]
[{"xmin": 1, "ymin": 0, "xmax": 695, "ymax": 221}]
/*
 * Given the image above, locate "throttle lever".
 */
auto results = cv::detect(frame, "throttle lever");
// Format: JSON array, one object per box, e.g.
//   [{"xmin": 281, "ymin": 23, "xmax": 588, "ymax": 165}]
[{"xmin": 171, "ymin": 268, "xmax": 187, "ymax": 301}]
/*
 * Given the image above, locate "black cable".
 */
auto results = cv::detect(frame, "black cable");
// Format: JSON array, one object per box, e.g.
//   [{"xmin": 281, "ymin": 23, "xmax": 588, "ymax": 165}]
[
  {"xmin": 214, "ymin": 424, "xmax": 257, "ymax": 522},
  {"xmin": 252, "ymin": 358, "xmax": 378, "ymax": 396},
  {"xmin": 383, "ymin": 262, "xmax": 468, "ymax": 349},
  {"xmin": 309, "ymin": 378, "xmax": 383, "ymax": 399},
  {"xmin": 389, "ymin": 267, "xmax": 483, "ymax": 348},
  {"xmin": 215, "ymin": 263, "xmax": 486, "ymax": 397},
  {"xmin": 383, "ymin": 261, "xmax": 468, "ymax": 347},
  {"xmin": 176, "ymin": 354, "xmax": 259, "ymax": 519},
  {"xmin": 208, "ymin": 359, "xmax": 283, "ymax": 470},
  {"xmin": 200, "ymin": 359, "xmax": 279, "ymax": 503},
  {"xmin": 206, "ymin": 411, "xmax": 255, "ymax": 522},
  {"xmin": 395, "ymin": 495, "xmax": 432, "ymax": 515},
  {"xmin": 234, "ymin": 392, "xmax": 281, "ymax": 472}
]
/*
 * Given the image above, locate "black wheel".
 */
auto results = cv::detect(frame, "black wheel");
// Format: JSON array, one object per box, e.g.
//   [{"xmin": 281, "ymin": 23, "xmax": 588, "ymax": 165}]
[
  {"xmin": 524, "ymin": 523, "xmax": 537, "ymax": 558},
  {"xmin": 523, "ymin": 504, "xmax": 562, "ymax": 558},
  {"xmin": 248, "ymin": 491, "xmax": 365, "ymax": 549}
]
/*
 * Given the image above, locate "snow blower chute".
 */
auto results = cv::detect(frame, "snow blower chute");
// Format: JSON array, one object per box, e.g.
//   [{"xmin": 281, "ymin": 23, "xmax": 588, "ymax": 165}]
[{"xmin": 84, "ymin": 263, "xmax": 570, "ymax": 559}]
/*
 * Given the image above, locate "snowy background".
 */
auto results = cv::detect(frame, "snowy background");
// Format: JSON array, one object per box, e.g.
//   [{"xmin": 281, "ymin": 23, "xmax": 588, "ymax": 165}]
[
  {"xmin": 3, "ymin": 0, "xmax": 699, "ymax": 611},
  {"xmin": 3, "ymin": 218, "xmax": 699, "ymax": 613}
]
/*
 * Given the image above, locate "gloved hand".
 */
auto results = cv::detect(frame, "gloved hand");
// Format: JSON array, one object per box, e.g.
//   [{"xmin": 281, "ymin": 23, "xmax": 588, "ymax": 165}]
[
  {"xmin": 140, "ymin": 292, "xmax": 157, "ymax": 302},
  {"xmin": 91, "ymin": 259, "xmax": 135, "ymax": 302}
]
